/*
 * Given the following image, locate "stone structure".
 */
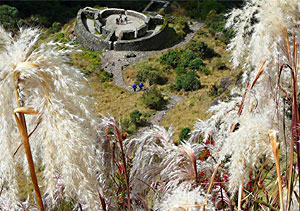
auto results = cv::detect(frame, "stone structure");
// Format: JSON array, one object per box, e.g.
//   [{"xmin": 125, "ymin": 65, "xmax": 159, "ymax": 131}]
[
  {"xmin": 74, "ymin": 9, "xmax": 110, "ymax": 51},
  {"xmin": 119, "ymin": 30, "xmax": 135, "ymax": 40},
  {"xmin": 74, "ymin": 7, "xmax": 168, "ymax": 51}
]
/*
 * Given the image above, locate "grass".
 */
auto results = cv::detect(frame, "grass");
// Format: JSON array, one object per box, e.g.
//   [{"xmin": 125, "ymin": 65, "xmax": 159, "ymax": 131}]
[{"xmin": 89, "ymin": 76, "xmax": 154, "ymax": 126}]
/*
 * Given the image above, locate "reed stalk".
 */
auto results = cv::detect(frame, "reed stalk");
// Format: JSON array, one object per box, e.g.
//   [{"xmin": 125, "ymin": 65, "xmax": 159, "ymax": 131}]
[
  {"xmin": 268, "ymin": 130, "xmax": 284, "ymax": 211},
  {"xmin": 13, "ymin": 65, "xmax": 44, "ymax": 211}
]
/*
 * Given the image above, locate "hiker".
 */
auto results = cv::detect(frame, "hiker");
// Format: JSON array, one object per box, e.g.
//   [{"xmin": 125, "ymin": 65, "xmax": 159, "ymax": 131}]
[
  {"xmin": 139, "ymin": 82, "xmax": 143, "ymax": 90},
  {"xmin": 132, "ymin": 83, "xmax": 137, "ymax": 92},
  {"xmin": 116, "ymin": 18, "xmax": 119, "ymax": 25}
]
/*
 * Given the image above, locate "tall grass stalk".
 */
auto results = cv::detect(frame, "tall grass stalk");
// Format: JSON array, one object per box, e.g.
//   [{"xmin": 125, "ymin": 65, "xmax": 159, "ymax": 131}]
[
  {"xmin": 269, "ymin": 130, "xmax": 284, "ymax": 211},
  {"xmin": 13, "ymin": 63, "xmax": 44, "ymax": 211},
  {"xmin": 278, "ymin": 32, "xmax": 300, "ymax": 209}
]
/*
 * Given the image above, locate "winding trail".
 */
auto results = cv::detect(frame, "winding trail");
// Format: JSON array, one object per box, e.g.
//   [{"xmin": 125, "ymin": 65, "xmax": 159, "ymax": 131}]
[{"xmin": 100, "ymin": 21, "xmax": 203, "ymax": 132}]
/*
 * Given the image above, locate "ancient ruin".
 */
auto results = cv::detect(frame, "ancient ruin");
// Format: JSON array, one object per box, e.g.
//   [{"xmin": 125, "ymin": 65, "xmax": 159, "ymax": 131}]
[{"xmin": 74, "ymin": 7, "xmax": 169, "ymax": 51}]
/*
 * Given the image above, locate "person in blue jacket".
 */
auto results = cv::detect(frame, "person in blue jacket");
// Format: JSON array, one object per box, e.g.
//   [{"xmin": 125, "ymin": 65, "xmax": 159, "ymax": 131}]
[
  {"xmin": 132, "ymin": 83, "xmax": 137, "ymax": 91},
  {"xmin": 139, "ymin": 82, "xmax": 143, "ymax": 90}
]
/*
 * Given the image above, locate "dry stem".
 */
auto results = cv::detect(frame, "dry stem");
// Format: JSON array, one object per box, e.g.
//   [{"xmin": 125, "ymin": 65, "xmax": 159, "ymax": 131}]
[{"xmin": 269, "ymin": 130, "xmax": 284, "ymax": 211}]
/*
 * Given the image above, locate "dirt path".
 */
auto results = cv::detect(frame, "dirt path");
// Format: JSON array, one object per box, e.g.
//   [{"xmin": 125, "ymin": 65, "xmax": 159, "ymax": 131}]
[{"xmin": 100, "ymin": 20, "xmax": 203, "ymax": 131}]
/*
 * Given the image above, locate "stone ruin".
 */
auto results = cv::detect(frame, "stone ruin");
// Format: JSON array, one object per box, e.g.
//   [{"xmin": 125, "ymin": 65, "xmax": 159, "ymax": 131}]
[{"xmin": 74, "ymin": 7, "xmax": 169, "ymax": 51}]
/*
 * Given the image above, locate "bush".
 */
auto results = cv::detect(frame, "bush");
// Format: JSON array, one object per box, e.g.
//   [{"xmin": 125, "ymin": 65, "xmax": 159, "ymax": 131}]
[
  {"xmin": 130, "ymin": 110, "xmax": 142, "ymax": 125},
  {"xmin": 121, "ymin": 118, "xmax": 131, "ymax": 131},
  {"xmin": 98, "ymin": 69, "xmax": 113, "ymax": 82},
  {"xmin": 51, "ymin": 22, "xmax": 62, "ymax": 33},
  {"xmin": 0, "ymin": 5, "xmax": 19, "ymax": 32},
  {"xmin": 199, "ymin": 66, "xmax": 211, "ymax": 75},
  {"xmin": 205, "ymin": 10, "xmax": 234, "ymax": 44},
  {"xmin": 179, "ymin": 127, "xmax": 191, "ymax": 142},
  {"xmin": 187, "ymin": 39, "xmax": 218, "ymax": 59},
  {"xmin": 141, "ymin": 89, "xmax": 168, "ymax": 110},
  {"xmin": 55, "ymin": 32, "xmax": 64, "ymax": 41},
  {"xmin": 175, "ymin": 66, "xmax": 187, "ymax": 75},
  {"xmin": 199, "ymin": 0, "xmax": 225, "ymax": 20},
  {"xmin": 136, "ymin": 69, "xmax": 168, "ymax": 86},
  {"xmin": 180, "ymin": 50, "xmax": 197, "ymax": 68},
  {"xmin": 160, "ymin": 49, "xmax": 181, "ymax": 68},
  {"xmin": 189, "ymin": 58, "xmax": 204, "ymax": 70},
  {"xmin": 176, "ymin": 71, "xmax": 202, "ymax": 91}
]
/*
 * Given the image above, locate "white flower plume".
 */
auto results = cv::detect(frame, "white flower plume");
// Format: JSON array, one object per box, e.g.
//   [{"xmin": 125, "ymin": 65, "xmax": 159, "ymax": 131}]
[{"xmin": 0, "ymin": 26, "xmax": 105, "ymax": 210}]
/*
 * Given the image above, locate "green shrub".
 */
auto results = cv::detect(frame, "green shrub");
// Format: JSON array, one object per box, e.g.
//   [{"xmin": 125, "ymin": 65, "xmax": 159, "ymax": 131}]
[
  {"xmin": 99, "ymin": 69, "xmax": 113, "ymax": 82},
  {"xmin": 179, "ymin": 127, "xmax": 191, "ymax": 142},
  {"xmin": 176, "ymin": 71, "xmax": 202, "ymax": 91},
  {"xmin": 205, "ymin": 10, "xmax": 234, "ymax": 44},
  {"xmin": 136, "ymin": 69, "xmax": 168, "ymax": 86},
  {"xmin": 189, "ymin": 58, "xmax": 204, "ymax": 70},
  {"xmin": 51, "ymin": 22, "xmax": 62, "ymax": 33},
  {"xmin": 175, "ymin": 66, "xmax": 187, "ymax": 75},
  {"xmin": 141, "ymin": 89, "xmax": 168, "ymax": 110},
  {"xmin": 180, "ymin": 49, "xmax": 197, "ymax": 68},
  {"xmin": 130, "ymin": 110, "xmax": 142, "ymax": 125},
  {"xmin": 55, "ymin": 32, "xmax": 64, "ymax": 41},
  {"xmin": 121, "ymin": 118, "xmax": 131, "ymax": 130},
  {"xmin": 199, "ymin": 66, "xmax": 211, "ymax": 75},
  {"xmin": 160, "ymin": 49, "xmax": 181, "ymax": 68},
  {"xmin": 0, "ymin": 5, "xmax": 19, "ymax": 32},
  {"xmin": 199, "ymin": 0, "xmax": 225, "ymax": 20},
  {"xmin": 187, "ymin": 39, "xmax": 218, "ymax": 59}
]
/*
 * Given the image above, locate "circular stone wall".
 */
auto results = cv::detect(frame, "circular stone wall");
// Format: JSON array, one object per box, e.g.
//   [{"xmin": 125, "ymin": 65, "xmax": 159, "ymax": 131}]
[{"xmin": 74, "ymin": 7, "xmax": 168, "ymax": 51}]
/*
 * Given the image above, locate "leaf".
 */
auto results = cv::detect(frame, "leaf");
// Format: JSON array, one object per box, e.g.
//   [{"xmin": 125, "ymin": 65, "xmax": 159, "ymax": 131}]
[{"xmin": 250, "ymin": 60, "xmax": 266, "ymax": 89}]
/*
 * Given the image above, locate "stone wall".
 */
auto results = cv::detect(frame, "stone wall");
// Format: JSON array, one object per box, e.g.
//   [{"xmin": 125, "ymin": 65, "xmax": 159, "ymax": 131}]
[
  {"xmin": 102, "ymin": 26, "xmax": 112, "ymax": 37},
  {"xmin": 127, "ymin": 10, "xmax": 148, "ymax": 22},
  {"xmin": 114, "ymin": 22, "xmax": 169, "ymax": 51},
  {"xmin": 119, "ymin": 30, "xmax": 135, "ymax": 40},
  {"xmin": 74, "ymin": 9, "xmax": 110, "ymax": 51},
  {"xmin": 95, "ymin": 19, "xmax": 102, "ymax": 33},
  {"xmin": 100, "ymin": 8, "xmax": 125, "ymax": 18},
  {"xmin": 150, "ymin": 15, "xmax": 164, "ymax": 25},
  {"xmin": 82, "ymin": 7, "xmax": 97, "ymax": 19},
  {"xmin": 136, "ymin": 24, "xmax": 148, "ymax": 38}
]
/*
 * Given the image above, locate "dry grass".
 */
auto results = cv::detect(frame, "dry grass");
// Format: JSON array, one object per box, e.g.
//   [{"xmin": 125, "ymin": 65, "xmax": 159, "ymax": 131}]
[
  {"xmin": 89, "ymin": 76, "xmax": 154, "ymax": 121},
  {"xmin": 161, "ymin": 68, "xmax": 233, "ymax": 139}
]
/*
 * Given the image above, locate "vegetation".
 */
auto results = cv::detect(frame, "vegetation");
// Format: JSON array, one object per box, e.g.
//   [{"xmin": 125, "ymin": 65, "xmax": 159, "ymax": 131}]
[
  {"xmin": 176, "ymin": 71, "xmax": 202, "ymax": 91},
  {"xmin": 4, "ymin": 0, "xmax": 290, "ymax": 210},
  {"xmin": 141, "ymin": 88, "xmax": 168, "ymax": 110},
  {"xmin": 178, "ymin": 127, "xmax": 191, "ymax": 142},
  {"xmin": 136, "ymin": 66, "xmax": 168, "ymax": 86},
  {"xmin": 0, "ymin": 5, "xmax": 19, "ymax": 32}
]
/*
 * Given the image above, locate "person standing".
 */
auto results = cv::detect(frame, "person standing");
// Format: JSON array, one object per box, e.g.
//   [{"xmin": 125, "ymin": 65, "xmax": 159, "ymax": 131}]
[
  {"xmin": 139, "ymin": 82, "xmax": 143, "ymax": 90},
  {"xmin": 132, "ymin": 83, "xmax": 137, "ymax": 92}
]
